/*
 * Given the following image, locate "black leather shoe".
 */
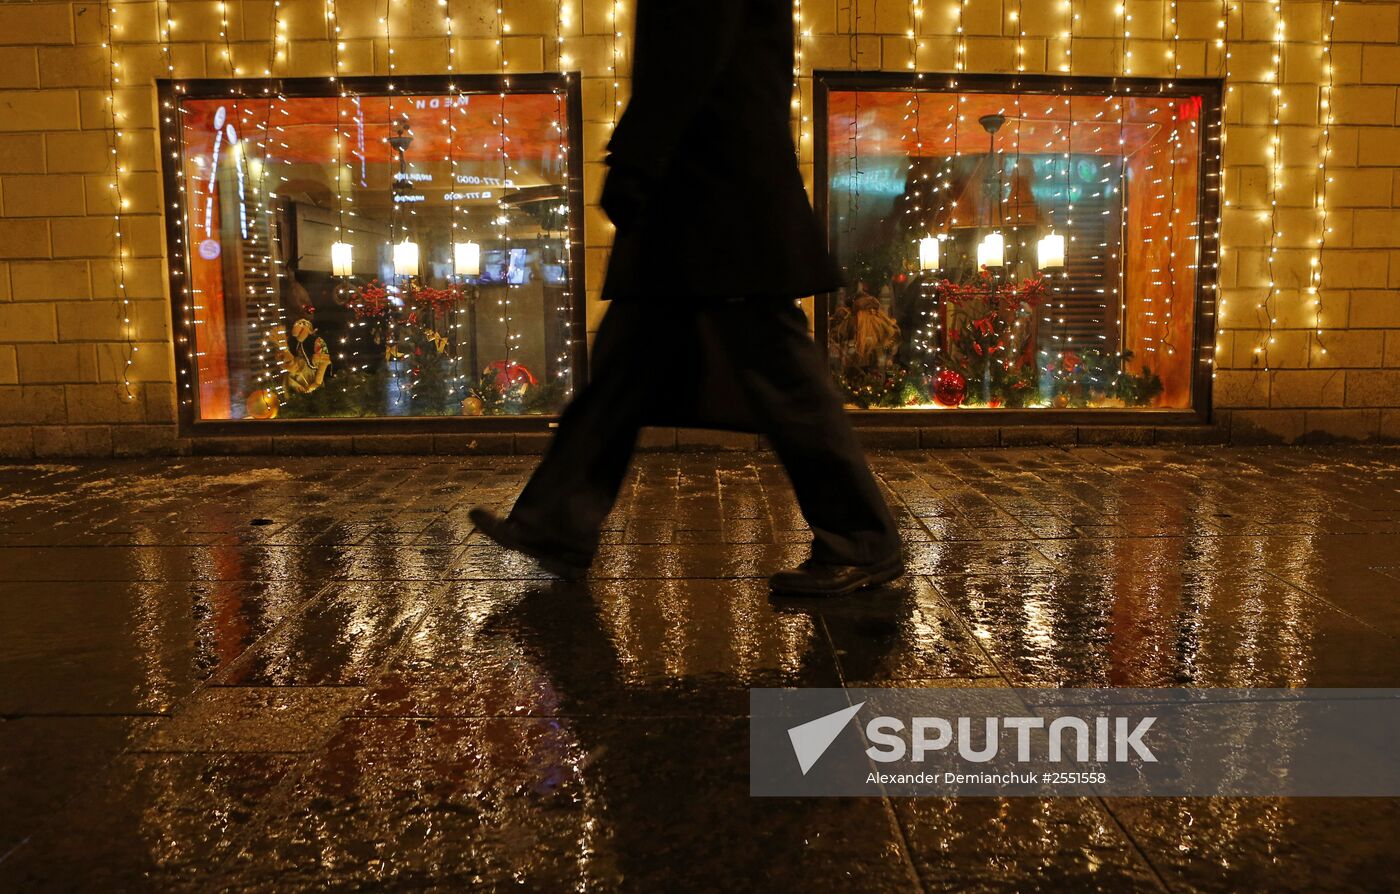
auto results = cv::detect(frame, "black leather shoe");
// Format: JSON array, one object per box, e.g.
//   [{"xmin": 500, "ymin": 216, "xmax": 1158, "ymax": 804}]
[
  {"xmin": 768, "ymin": 553, "xmax": 905, "ymax": 597},
  {"xmin": 468, "ymin": 508, "xmax": 592, "ymax": 580}
]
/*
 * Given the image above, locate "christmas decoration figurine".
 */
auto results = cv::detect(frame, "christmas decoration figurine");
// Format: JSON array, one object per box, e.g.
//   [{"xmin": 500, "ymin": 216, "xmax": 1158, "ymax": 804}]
[
  {"xmin": 831, "ymin": 282, "xmax": 901, "ymax": 371},
  {"xmin": 281, "ymin": 318, "xmax": 332, "ymax": 394}
]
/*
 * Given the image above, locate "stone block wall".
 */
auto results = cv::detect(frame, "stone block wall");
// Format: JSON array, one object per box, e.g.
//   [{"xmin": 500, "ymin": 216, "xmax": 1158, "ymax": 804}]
[{"xmin": 0, "ymin": 0, "xmax": 1397, "ymax": 455}]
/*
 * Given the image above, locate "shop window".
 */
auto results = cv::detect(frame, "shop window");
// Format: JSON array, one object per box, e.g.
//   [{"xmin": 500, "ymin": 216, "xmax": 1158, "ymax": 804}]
[
  {"xmin": 818, "ymin": 75, "xmax": 1219, "ymax": 413},
  {"xmin": 162, "ymin": 76, "xmax": 584, "ymax": 424}
]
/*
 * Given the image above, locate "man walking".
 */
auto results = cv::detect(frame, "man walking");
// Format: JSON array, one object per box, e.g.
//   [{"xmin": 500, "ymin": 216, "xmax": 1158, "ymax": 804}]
[{"xmin": 470, "ymin": 0, "xmax": 902, "ymax": 596}]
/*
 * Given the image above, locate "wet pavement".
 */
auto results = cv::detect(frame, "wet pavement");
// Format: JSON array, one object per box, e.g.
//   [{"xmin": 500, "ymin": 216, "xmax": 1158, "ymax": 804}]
[{"xmin": 0, "ymin": 446, "xmax": 1398, "ymax": 892}]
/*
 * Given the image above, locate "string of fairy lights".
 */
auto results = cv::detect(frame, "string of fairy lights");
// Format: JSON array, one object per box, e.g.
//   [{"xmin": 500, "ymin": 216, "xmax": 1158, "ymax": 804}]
[
  {"xmin": 382, "ymin": 0, "xmax": 400, "ymax": 292},
  {"xmin": 793, "ymin": 0, "xmax": 805, "ymax": 152},
  {"xmin": 101, "ymin": 0, "xmax": 1346, "ymax": 414},
  {"xmin": 496, "ymin": 1, "xmax": 518, "ymax": 361},
  {"xmin": 1011, "ymin": 0, "xmax": 1025, "ymax": 73},
  {"xmin": 1113, "ymin": 8, "xmax": 1130, "ymax": 348},
  {"xmin": 1163, "ymin": 104, "xmax": 1182, "ymax": 358},
  {"xmin": 554, "ymin": 1, "xmax": 576, "ymax": 393},
  {"xmin": 904, "ymin": 0, "xmax": 934, "ymax": 363},
  {"xmin": 610, "ymin": 0, "xmax": 623, "ymax": 129},
  {"xmin": 218, "ymin": 1, "xmax": 236, "ymax": 77},
  {"xmin": 1167, "ymin": 0, "xmax": 1180, "ymax": 83},
  {"xmin": 955, "ymin": 0, "xmax": 968, "ymax": 73},
  {"xmin": 1121, "ymin": 1, "xmax": 1134, "ymax": 75},
  {"xmin": 152, "ymin": 0, "xmax": 177, "ymax": 401},
  {"xmin": 101, "ymin": 2, "xmax": 136, "ymax": 401},
  {"xmin": 156, "ymin": 0, "xmax": 175, "ymax": 79},
  {"xmin": 901, "ymin": 0, "xmax": 920, "ymax": 253},
  {"xmin": 1053, "ymin": 96, "xmax": 1073, "ymax": 356},
  {"xmin": 1213, "ymin": 0, "xmax": 1231, "ymax": 375},
  {"xmin": 444, "ymin": 0, "xmax": 479, "ymax": 395},
  {"xmin": 1312, "ymin": 2, "xmax": 1336, "ymax": 359},
  {"xmin": 844, "ymin": 0, "xmax": 862, "ymax": 263},
  {"xmin": 908, "ymin": 0, "xmax": 924, "ymax": 73},
  {"xmin": 1061, "ymin": 0, "xmax": 1075, "ymax": 74},
  {"xmin": 328, "ymin": 0, "xmax": 355, "ymax": 379},
  {"xmin": 1257, "ymin": 0, "xmax": 1286, "ymax": 368},
  {"xmin": 250, "ymin": 0, "xmax": 285, "ymax": 393}
]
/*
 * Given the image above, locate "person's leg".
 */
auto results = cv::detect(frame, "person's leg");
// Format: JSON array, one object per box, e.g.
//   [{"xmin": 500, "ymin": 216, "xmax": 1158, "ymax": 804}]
[
  {"xmin": 501, "ymin": 300, "xmax": 664, "ymax": 556},
  {"xmin": 701, "ymin": 299, "xmax": 900, "ymax": 568}
]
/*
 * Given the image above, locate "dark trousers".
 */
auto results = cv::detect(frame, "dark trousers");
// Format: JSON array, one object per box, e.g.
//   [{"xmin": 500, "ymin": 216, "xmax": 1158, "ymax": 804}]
[{"xmin": 509, "ymin": 298, "xmax": 900, "ymax": 566}]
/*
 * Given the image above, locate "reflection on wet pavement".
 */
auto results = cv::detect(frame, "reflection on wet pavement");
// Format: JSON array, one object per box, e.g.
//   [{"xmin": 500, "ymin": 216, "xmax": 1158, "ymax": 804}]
[{"xmin": 0, "ymin": 447, "xmax": 1397, "ymax": 891}]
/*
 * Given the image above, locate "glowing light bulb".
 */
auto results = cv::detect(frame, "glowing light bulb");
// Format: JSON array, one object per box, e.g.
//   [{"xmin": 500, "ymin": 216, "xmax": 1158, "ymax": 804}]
[
  {"xmin": 454, "ymin": 240, "xmax": 481, "ymax": 277},
  {"xmin": 331, "ymin": 241, "xmax": 353, "ymax": 277},
  {"xmin": 393, "ymin": 239, "xmax": 419, "ymax": 277},
  {"xmin": 977, "ymin": 232, "xmax": 1005, "ymax": 268},
  {"xmin": 1037, "ymin": 232, "xmax": 1065, "ymax": 269},
  {"xmin": 919, "ymin": 235, "xmax": 940, "ymax": 271}
]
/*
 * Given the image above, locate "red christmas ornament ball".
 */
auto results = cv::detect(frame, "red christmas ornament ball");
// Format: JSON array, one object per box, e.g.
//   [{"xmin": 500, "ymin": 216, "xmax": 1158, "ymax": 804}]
[{"xmin": 932, "ymin": 370, "xmax": 967, "ymax": 407}]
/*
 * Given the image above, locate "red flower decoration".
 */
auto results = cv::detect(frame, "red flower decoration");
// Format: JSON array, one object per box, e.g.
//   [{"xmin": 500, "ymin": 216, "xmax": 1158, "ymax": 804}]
[
  {"xmin": 414, "ymin": 284, "xmax": 463, "ymax": 313},
  {"xmin": 351, "ymin": 279, "xmax": 391, "ymax": 319},
  {"xmin": 351, "ymin": 280, "xmax": 463, "ymax": 321}
]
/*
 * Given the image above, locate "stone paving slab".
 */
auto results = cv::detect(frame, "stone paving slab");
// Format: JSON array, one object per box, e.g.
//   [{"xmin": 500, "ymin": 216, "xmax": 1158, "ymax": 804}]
[{"xmin": 0, "ymin": 447, "xmax": 1397, "ymax": 891}]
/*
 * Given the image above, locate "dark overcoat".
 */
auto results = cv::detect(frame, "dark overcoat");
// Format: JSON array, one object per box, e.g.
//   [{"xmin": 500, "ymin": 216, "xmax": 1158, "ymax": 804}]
[
  {"xmin": 595, "ymin": 0, "xmax": 844, "ymax": 430},
  {"xmin": 602, "ymin": 0, "xmax": 842, "ymax": 301}
]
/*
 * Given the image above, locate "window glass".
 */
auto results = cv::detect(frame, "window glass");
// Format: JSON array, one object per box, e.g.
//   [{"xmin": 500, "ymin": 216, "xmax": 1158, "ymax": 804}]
[
  {"xmin": 174, "ymin": 88, "xmax": 578, "ymax": 421},
  {"xmin": 825, "ymin": 88, "xmax": 1206, "ymax": 410}
]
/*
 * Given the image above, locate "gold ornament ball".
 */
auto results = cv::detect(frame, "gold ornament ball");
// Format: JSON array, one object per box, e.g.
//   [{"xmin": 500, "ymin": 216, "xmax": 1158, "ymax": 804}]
[
  {"xmin": 1052, "ymin": 393, "xmax": 1071, "ymax": 409},
  {"xmin": 246, "ymin": 388, "xmax": 280, "ymax": 420},
  {"xmin": 461, "ymin": 395, "xmax": 485, "ymax": 416}
]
